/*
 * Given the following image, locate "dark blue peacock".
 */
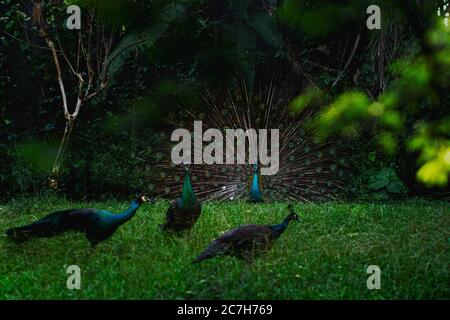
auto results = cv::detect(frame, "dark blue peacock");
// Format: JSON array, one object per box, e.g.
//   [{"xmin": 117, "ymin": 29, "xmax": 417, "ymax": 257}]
[
  {"xmin": 138, "ymin": 75, "xmax": 347, "ymax": 202},
  {"xmin": 160, "ymin": 165, "xmax": 202, "ymax": 232},
  {"xmin": 193, "ymin": 205, "xmax": 299, "ymax": 263},
  {"xmin": 5, "ymin": 195, "xmax": 151, "ymax": 247}
]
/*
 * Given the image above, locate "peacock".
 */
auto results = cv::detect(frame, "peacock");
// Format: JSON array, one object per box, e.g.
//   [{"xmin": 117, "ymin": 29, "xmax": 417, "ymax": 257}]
[
  {"xmin": 5, "ymin": 195, "xmax": 151, "ymax": 247},
  {"xmin": 193, "ymin": 204, "xmax": 299, "ymax": 263},
  {"xmin": 160, "ymin": 165, "xmax": 202, "ymax": 232},
  {"xmin": 249, "ymin": 163, "xmax": 263, "ymax": 203},
  {"xmin": 138, "ymin": 74, "xmax": 347, "ymax": 202}
]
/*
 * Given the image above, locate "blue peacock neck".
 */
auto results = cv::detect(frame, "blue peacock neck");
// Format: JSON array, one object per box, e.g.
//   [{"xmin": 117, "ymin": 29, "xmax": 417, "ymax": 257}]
[
  {"xmin": 249, "ymin": 164, "xmax": 263, "ymax": 202},
  {"xmin": 109, "ymin": 200, "xmax": 142, "ymax": 227},
  {"xmin": 270, "ymin": 215, "xmax": 293, "ymax": 238},
  {"xmin": 181, "ymin": 171, "xmax": 197, "ymax": 208}
]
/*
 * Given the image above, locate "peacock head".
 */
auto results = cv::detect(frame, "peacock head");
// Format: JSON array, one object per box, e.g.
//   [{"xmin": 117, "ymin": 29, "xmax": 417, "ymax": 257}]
[
  {"xmin": 287, "ymin": 204, "xmax": 300, "ymax": 222},
  {"xmin": 252, "ymin": 163, "xmax": 259, "ymax": 174},
  {"xmin": 183, "ymin": 162, "xmax": 191, "ymax": 176},
  {"xmin": 137, "ymin": 195, "xmax": 151, "ymax": 204}
]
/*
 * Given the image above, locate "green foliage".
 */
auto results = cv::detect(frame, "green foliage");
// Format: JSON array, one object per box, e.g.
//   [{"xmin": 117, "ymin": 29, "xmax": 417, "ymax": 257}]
[
  {"xmin": 0, "ymin": 198, "xmax": 448, "ymax": 299},
  {"xmin": 367, "ymin": 167, "xmax": 407, "ymax": 195},
  {"xmin": 1, "ymin": 0, "xmax": 449, "ymax": 200},
  {"xmin": 306, "ymin": 20, "xmax": 450, "ymax": 188},
  {"xmin": 289, "ymin": 86, "xmax": 323, "ymax": 113},
  {"xmin": 316, "ymin": 91, "xmax": 371, "ymax": 139},
  {"xmin": 409, "ymin": 123, "xmax": 450, "ymax": 186},
  {"xmin": 15, "ymin": 141, "xmax": 58, "ymax": 173},
  {"xmin": 278, "ymin": 0, "xmax": 369, "ymax": 37},
  {"xmin": 248, "ymin": 11, "xmax": 283, "ymax": 49},
  {"xmin": 220, "ymin": 0, "xmax": 284, "ymax": 89},
  {"xmin": 107, "ymin": 1, "xmax": 187, "ymax": 86}
]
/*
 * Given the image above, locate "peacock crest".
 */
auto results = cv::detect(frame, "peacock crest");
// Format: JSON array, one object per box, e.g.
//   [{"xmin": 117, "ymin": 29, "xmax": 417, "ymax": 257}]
[{"xmin": 138, "ymin": 75, "xmax": 348, "ymax": 202}]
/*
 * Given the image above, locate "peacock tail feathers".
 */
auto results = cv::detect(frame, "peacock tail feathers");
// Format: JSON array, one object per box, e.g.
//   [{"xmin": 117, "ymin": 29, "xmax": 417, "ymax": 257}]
[{"xmin": 138, "ymin": 74, "xmax": 349, "ymax": 202}]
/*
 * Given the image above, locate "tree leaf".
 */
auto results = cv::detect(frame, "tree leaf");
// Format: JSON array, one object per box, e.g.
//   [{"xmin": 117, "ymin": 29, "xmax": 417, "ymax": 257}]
[
  {"xmin": 248, "ymin": 12, "xmax": 283, "ymax": 49},
  {"xmin": 107, "ymin": 2, "xmax": 185, "ymax": 85}
]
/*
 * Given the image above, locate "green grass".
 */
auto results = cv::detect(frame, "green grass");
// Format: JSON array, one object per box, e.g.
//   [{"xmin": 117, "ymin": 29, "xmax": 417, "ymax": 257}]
[{"xmin": 0, "ymin": 196, "xmax": 448, "ymax": 299}]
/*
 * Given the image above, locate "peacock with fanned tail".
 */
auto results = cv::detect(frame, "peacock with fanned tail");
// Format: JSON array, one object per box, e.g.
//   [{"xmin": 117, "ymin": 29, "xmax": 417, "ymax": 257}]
[
  {"xmin": 160, "ymin": 165, "xmax": 202, "ymax": 232},
  {"xmin": 138, "ymin": 75, "xmax": 348, "ymax": 202},
  {"xmin": 193, "ymin": 205, "xmax": 299, "ymax": 263},
  {"xmin": 5, "ymin": 195, "xmax": 151, "ymax": 247}
]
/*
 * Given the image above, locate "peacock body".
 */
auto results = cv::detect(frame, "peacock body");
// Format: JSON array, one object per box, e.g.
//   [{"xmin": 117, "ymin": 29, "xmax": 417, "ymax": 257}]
[
  {"xmin": 193, "ymin": 205, "xmax": 299, "ymax": 263},
  {"xmin": 249, "ymin": 163, "xmax": 264, "ymax": 202},
  {"xmin": 160, "ymin": 166, "xmax": 202, "ymax": 232},
  {"xmin": 140, "ymin": 75, "xmax": 347, "ymax": 202},
  {"xmin": 5, "ymin": 195, "xmax": 151, "ymax": 246}
]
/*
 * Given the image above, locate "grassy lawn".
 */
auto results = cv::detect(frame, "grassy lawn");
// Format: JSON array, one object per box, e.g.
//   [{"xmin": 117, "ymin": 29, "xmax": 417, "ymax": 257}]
[{"xmin": 0, "ymin": 196, "xmax": 448, "ymax": 299}]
